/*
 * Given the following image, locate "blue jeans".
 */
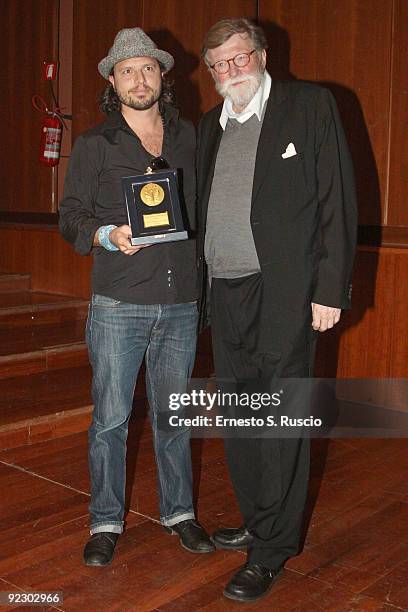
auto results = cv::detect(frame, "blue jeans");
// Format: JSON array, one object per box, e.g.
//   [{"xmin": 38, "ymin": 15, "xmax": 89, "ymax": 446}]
[{"xmin": 86, "ymin": 294, "xmax": 198, "ymax": 535}]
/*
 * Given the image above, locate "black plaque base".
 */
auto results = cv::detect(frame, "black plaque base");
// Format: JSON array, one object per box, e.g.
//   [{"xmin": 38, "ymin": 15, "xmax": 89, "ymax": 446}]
[{"xmin": 130, "ymin": 230, "xmax": 188, "ymax": 246}]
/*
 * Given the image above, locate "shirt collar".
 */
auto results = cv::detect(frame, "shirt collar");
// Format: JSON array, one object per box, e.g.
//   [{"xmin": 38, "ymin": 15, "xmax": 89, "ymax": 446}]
[{"xmin": 219, "ymin": 71, "xmax": 271, "ymax": 130}]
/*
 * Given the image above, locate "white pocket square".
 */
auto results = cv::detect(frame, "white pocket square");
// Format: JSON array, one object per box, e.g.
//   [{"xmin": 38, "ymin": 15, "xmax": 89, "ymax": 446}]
[{"xmin": 281, "ymin": 142, "xmax": 297, "ymax": 158}]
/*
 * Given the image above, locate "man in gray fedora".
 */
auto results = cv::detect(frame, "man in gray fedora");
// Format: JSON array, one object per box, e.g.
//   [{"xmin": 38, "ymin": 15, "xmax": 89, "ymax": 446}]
[{"xmin": 60, "ymin": 27, "xmax": 214, "ymax": 566}]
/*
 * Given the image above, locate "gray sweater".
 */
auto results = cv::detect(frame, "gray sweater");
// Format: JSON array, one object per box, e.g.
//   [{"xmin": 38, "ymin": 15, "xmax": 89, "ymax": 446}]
[{"xmin": 205, "ymin": 114, "xmax": 263, "ymax": 279}]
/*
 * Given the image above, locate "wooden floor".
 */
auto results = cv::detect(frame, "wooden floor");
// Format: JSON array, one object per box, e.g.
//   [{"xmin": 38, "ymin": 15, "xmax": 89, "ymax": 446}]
[
  {"xmin": 0, "ymin": 274, "xmax": 407, "ymax": 610},
  {"xmin": 1, "ymin": 426, "xmax": 407, "ymax": 611}
]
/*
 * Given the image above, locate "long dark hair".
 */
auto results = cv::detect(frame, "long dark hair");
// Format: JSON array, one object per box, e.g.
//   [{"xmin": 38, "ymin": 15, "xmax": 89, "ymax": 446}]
[{"xmin": 99, "ymin": 73, "xmax": 176, "ymax": 115}]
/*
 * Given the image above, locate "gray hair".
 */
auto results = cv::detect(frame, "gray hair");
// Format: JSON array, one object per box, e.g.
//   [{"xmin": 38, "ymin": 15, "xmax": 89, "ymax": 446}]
[{"xmin": 202, "ymin": 18, "xmax": 268, "ymax": 65}]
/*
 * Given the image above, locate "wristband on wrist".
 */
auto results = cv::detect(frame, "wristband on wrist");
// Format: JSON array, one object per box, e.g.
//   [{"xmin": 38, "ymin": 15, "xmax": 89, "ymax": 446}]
[{"xmin": 98, "ymin": 225, "xmax": 119, "ymax": 251}]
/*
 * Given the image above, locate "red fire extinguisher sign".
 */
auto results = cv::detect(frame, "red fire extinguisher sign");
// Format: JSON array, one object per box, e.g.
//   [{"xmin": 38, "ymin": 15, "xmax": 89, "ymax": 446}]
[{"xmin": 43, "ymin": 62, "xmax": 58, "ymax": 81}]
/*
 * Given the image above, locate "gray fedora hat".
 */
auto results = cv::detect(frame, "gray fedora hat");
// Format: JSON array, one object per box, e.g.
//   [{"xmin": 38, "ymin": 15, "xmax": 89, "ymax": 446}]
[{"xmin": 98, "ymin": 27, "xmax": 174, "ymax": 79}]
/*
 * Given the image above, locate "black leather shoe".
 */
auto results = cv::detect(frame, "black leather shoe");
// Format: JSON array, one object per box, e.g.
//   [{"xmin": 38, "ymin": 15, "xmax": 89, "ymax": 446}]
[
  {"xmin": 164, "ymin": 519, "xmax": 215, "ymax": 553},
  {"xmin": 223, "ymin": 563, "xmax": 283, "ymax": 602},
  {"xmin": 212, "ymin": 525, "xmax": 253, "ymax": 550},
  {"xmin": 83, "ymin": 532, "xmax": 119, "ymax": 566}
]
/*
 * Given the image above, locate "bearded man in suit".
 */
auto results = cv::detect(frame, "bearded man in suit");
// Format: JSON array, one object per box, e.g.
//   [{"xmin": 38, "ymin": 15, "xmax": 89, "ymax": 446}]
[{"xmin": 197, "ymin": 18, "xmax": 357, "ymax": 602}]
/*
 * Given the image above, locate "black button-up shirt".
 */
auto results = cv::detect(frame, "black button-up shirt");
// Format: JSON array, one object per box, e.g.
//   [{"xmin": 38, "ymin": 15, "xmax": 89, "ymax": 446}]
[{"xmin": 59, "ymin": 104, "xmax": 197, "ymax": 304}]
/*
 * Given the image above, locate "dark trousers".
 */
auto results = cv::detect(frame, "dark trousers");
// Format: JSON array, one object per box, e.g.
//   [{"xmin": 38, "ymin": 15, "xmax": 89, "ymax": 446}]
[{"xmin": 210, "ymin": 273, "xmax": 315, "ymax": 570}]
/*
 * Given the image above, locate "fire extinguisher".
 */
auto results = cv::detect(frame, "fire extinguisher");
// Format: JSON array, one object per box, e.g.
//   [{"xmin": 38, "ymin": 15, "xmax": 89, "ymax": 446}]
[
  {"xmin": 39, "ymin": 112, "xmax": 63, "ymax": 166},
  {"xmin": 32, "ymin": 95, "xmax": 67, "ymax": 167}
]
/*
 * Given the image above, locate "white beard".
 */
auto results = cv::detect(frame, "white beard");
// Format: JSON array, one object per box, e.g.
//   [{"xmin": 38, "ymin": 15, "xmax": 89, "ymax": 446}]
[{"xmin": 215, "ymin": 72, "xmax": 263, "ymax": 111}]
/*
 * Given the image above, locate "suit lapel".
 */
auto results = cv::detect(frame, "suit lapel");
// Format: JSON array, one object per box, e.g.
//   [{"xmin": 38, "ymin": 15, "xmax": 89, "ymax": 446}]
[
  {"xmin": 252, "ymin": 81, "xmax": 288, "ymax": 205},
  {"xmin": 200, "ymin": 113, "xmax": 222, "ymax": 226}
]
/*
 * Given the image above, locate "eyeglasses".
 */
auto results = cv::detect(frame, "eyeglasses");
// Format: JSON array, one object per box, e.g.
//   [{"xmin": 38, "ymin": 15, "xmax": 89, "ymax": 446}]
[
  {"xmin": 145, "ymin": 156, "xmax": 169, "ymax": 174},
  {"xmin": 209, "ymin": 49, "xmax": 257, "ymax": 74}
]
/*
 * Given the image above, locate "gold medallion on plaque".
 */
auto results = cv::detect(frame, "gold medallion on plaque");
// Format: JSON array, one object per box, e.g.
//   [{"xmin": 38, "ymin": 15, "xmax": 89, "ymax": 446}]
[{"xmin": 140, "ymin": 183, "xmax": 165, "ymax": 207}]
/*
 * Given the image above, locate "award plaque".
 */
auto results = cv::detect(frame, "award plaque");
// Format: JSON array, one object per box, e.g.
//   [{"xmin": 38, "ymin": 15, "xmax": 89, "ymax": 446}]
[{"xmin": 122, "ymin": 166, "xmax": 188, "ymax": 245}]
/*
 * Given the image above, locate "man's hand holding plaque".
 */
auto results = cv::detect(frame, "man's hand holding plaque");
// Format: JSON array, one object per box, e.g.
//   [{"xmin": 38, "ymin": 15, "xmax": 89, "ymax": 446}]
[
  {"xmin": 122, "ymin": 157, "xmax": 188, "ymax": 245},
  {"xmin": 109, "ymin": 225, "xmax": 153, "ymax": 256}
]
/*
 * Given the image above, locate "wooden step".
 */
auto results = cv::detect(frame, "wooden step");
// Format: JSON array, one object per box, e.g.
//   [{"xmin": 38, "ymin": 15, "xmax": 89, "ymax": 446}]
[
  {"xmin": 0, "ymin": 342, "xmax": 89, "ymax": 380},
  {"xmin": 0, "ymin": 366, "xmax": 93, "ymax": 450},
  {"xmin": 0, "ymin": 320, "xmax": 88, "ymax": 379},
  {"xmin": 0, "ymin": 277, "xmax": 92, "ymax": 448},
  {"xmin": 0, "ymin": 273, "xmax": 30, "ymax": 293},
  {"xmin": 0, "ymin": 282, "xmax": 211, "ymax": 449},
  {"xmin": 0, "ymin": 289, "xmax": 90, "ymax": 379},
  {"xmin": 0, "ymin": 291, "xmax": 89, "ymax": 327},
  {"xmin": 0, "ymin": 364, "xmax": 148, "ymax": 451}
]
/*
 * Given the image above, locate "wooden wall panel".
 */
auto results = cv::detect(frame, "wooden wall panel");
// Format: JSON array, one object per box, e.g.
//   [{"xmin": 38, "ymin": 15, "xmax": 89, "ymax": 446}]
[
  {"xmin": 0, "ymin": 225, "xmax": 91, "ymax": 298},
  {"xmin": 315, "ymin": 246, "xmax": 408, "ymax": 380},
  {"xmin": 0, "ymin": 0, "xmax": 58, "ymax": 213},
  {"xmin": 387, "ymin": 0, "xmax": 408, "ymax": 227},
  {"xmin": 315, "ymin": 246, "xmax": 408, "ymax": 379},
  {"xmin": 259, "ymin": 0, "xmax": 393, "ymax": 227},
  {"xmin": 389, "ymin": 252, "xmax": 408, "ymax": 376},
  {"xmin": 142, "ymin": 0, "xmax": 257, "ymax": 121},
  {"xmin": 71, "ymin": 0, "xmax": 144, "ymax": 139},
  {"xmin": 70, "ymin": 0, "xmax": 256, "ymax": 136},
  {"xmin": 56, "ymin": 0, "xmax": 74, "ymax": 208},
  {"xmin": 336, "ymin": 248, "xmax": 396, "ymax": 378}
]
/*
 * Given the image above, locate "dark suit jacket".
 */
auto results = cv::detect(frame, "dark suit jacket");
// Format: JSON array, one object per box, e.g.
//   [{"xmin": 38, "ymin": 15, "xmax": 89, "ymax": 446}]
[{"xmin": 197, "ymin": 80, "xmax": 357, "ymax": 367}]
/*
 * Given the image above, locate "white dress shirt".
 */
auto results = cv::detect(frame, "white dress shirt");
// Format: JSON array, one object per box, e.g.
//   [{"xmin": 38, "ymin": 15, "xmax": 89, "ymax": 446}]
[{"xmin": 219, "ymin": 71, "xmax": 272, "ymax": 130}]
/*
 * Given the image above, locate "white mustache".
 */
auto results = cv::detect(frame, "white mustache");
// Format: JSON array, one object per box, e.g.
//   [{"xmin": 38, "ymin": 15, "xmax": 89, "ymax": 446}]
[
  {"xmin": 223, "ymin": 75, "xmax": 257, "ymax": 89},
  {"xmin": 216, "ymin": 73, "xmax": 261, "ymax": 100}
]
